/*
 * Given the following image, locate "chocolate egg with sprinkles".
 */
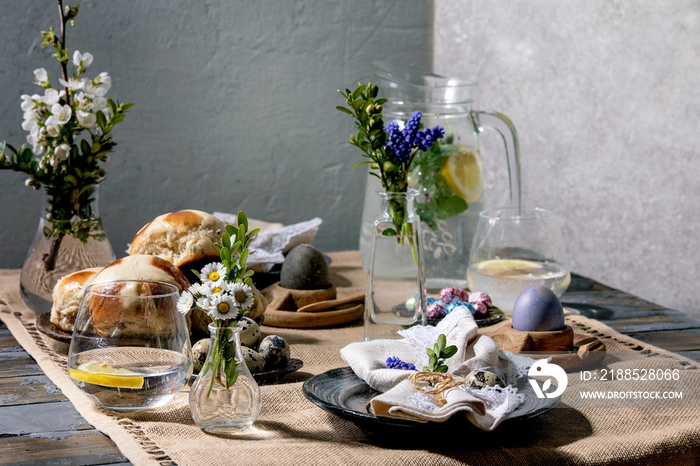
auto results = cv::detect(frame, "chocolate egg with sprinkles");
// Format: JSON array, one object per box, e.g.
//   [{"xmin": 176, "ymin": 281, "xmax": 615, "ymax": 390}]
[{"xmin": 465, "ymin": 370, "xmax": 505, "ymax": 389}]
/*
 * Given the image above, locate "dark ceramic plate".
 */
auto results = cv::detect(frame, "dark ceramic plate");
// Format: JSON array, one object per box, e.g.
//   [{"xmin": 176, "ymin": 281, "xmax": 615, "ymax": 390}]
[
  {"xmin": 428, "ymin": 306, "xmax": 505, "ymax": 328},
  {"xmin": 193, "ymin": 358, "xmax": 304, "ymax": 385},
  {"xmin": 36, "ymin": 312, "xmax": 72, "ymax": 343},
  {"xmin": 302, "ymin": 367, "xmax": 557, "ymax": 431},
  {"xmin": 253, "ymin": 357, "xmax": 304, "ymax": 385}
]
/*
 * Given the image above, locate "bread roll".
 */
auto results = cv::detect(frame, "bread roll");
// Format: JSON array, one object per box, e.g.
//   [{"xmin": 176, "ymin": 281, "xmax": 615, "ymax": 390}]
[
  {"xmin": 128, "ymin": 210, "xmax": 225, "ymax": 280},
  {"xmin": 88, "ymin": 255, "xmax": 190, "ymax": 338},
  {"xmin": 50, "ymin": 267, "xmax": 102, "ymax": 332}
]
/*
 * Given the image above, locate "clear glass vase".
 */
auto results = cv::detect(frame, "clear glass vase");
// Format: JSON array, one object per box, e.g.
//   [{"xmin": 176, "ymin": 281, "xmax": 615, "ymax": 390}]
[
  {"xmin": 20, "ymin": 185, "xmax": 116, "ymax": 314},
  {"xmin": 189, "ymin": 323, "xmax": 262, "ymax": 434},
  {"xmin": 365, "ymin": 189, "xmax": 427, "ymax": 341}
]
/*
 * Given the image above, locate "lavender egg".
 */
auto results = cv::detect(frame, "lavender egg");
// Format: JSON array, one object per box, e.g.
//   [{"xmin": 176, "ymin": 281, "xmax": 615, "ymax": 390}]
[{"xmin": 512, "ymin": 284, "xmax": 565, "ymax": 331}]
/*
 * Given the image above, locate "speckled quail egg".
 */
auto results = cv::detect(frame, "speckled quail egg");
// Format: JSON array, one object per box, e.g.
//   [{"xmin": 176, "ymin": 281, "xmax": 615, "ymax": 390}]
[
  {"xmin": 242, "ymin": 346, "xmax": 266, "ymax": 373},
  {"xmin": 238, "ymin": 316, "xmax": 261, "ymax": 348},
  {"xmin": 258, "ymin": 335, "xmax": 290, "ymax": 370},
  {"xmin": 191, "ymin": 338, "xmax": 211, "ymax": 372},
  {"xmin": 465, "ymin": 370, "xmax": 506, "ymax": 389}
]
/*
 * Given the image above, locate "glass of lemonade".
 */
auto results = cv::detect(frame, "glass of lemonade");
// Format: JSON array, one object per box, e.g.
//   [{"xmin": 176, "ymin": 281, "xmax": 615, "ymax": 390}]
[
  {"xmin": 467, "ymin": 207, "xmax": 570, "ymax": 315},
  {"xmin": 68, "ymin": 280, "xmax": 192, "ymax": 413}
]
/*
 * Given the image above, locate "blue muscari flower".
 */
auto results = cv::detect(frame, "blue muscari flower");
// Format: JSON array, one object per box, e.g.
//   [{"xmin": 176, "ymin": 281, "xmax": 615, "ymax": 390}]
[
  {"xmin": 386, "ymin": 122, "xmax": 412, "ymax": 164},
  {"xmin": 386, "ymin": 356, "xmax": 417, "ymax": 371},
  {"xmin": 384, "ymin": 111, "xmax": 445, "ymax": 164},
  {"xmin": 403, "ymin": 111, "xmax": 422, "ymax": 146},
  {"xmin": 385, "ymin": 121, "xmax": 400, "ymax": 133},
  {"xmin": 416, "ymin": 125, "xmax": 445, "ymax": 152}
]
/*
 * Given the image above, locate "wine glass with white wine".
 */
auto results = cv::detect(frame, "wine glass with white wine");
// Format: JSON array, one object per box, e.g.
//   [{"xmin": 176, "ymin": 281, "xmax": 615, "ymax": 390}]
[{"xmin": 467, "ymin": 207, "xmax": 570, "ymax": 315}]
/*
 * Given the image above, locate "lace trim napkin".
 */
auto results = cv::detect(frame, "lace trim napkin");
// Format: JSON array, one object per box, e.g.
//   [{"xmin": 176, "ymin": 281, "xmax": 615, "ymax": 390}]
[
  {"xmin": 213, "ymin": 214, "xmax": 322, "ymax": 272},
  {"xmin": 340, "ymin": 308, "xmax": 535, "ymax": 431}
]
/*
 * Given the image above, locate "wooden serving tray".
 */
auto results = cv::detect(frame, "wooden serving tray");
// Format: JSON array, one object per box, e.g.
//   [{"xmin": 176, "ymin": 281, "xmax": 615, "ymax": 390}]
[
  {"xmin": 483, "ymin": 319, "xmax": 606, "ymax": 372},
  {"xmin": 261, "ymin": 282, "xmax": 364, "ymax": 328}
]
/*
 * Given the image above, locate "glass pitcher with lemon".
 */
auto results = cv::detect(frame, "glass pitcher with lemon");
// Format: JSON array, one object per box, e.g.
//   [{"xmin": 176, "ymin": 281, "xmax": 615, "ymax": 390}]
[{"xmin": 358, "ymin": 63, "xmax": 522, "ymax": 292}]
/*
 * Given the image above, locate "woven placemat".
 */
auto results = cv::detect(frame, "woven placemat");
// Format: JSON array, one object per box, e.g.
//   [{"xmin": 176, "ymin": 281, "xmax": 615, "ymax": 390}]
[{"xmin": 2, "ymin": 253, "xmax": 699, "ymax": 466}]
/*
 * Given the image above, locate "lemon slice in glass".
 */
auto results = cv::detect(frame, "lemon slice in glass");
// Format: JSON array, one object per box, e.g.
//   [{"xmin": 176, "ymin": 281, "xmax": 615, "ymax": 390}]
[
  {"xmin": 440, "ymin": 148, "xmax": 483, "ymax": 202},
  {"xmin": 70, "ymin": 361, "xmax": 145, "ymax": 389},
  {"xmin": 473, "ymin": 258, "xmax": 549, "ymax": 278}
]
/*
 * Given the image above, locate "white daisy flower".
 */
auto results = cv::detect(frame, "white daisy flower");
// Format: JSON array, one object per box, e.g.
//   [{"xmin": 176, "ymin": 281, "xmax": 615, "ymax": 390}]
[
  {"xmin": 201, "ymin": 262, "xmax": 226, "ymax": 286},
  {"xmin": 196, "ymin": 295, "xmax": 214, "ymax": 313},
  {"xmin": 209, "ymin": 294, "xmax": 239, "ymax": 321},
  {"xmin": 186, "ymin": 282, "xmax": 201, "ymax": 295},
  {"xmin": 230, "ymin": 283, "xmax": 255, "ymax": 310},
  {"xmin": 177, "ymin": 290, "xmax": 194, "ymax": 315},
  {"xmin": 199, "ymin": 280, "xmax": 228, "ymax": 298}
]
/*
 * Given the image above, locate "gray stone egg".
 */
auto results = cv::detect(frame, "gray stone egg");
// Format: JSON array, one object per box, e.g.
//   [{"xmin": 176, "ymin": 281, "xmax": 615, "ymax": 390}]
[
  {"xmin": 258, "ymin": 335, "xmax": 290, "ymax": 370},
  {"xmin": 242, "ymin": 346, "xmax": 266, "ymax": 373},
  {"xmin": 465, "ymin": 370, "xmax": 506, "ymax": 389},
  {"xmin": 238, "ymin": 316, "xmax": 261, "ymax": 348},
  {"xmin": 280, "ymin": 244, "xmax": 330, "ymax": 290},
  {"xmin": 192, "ymin": 338, "xmax": 211, "ymax": 372}
]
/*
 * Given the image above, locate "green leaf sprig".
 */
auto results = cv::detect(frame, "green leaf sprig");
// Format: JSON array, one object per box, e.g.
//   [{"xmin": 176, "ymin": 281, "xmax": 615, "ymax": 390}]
[
  {"xmin": 337, "ymin": 82, "xmax": 406, "ymax": 192},
  {"xmin": 423, "ymin": 334, "xmax": 458, "ymax": 373},
  {"xmin": 216, "ymin": 211, "xmax": 260, "ymax": 288},
  {"xmin": 410, "ymin": 136, "xmax": 468, "ymax": 230}
]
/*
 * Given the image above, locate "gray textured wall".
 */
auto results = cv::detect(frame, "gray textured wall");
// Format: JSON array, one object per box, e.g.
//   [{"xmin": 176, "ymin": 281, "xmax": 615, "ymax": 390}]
[
  {"xmin": 3, "ymin": 1, "xmax": 698, "ymax": 318},
  {"xmin": 0, "ymin": 0, "xmax": 432, "ymax": 265},
  {"xmin": 434, "ymin": 0, "xmax": 700, "ymax": 317}
]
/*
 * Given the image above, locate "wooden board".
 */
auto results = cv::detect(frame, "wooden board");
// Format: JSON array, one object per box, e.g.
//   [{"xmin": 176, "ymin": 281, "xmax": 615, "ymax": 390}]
[{"xmin": 261, "ymin": 283, "xmax": 364, "ymax": 328}]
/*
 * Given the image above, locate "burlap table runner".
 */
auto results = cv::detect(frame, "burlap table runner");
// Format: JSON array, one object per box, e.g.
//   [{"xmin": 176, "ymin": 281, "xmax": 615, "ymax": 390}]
[{"xmin": 1, "ymin": 251, "xmax": 699, "ymax": 465}]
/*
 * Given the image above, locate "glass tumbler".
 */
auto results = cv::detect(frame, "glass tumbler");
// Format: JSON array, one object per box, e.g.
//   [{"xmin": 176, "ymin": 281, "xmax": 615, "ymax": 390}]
[
  {"xmin": 467, "ymin": 207, "xmax": 570, "ymax": 315},
  {"xmin": 67, "ymin": 280, "xmax": 193, "ymax": 413}
]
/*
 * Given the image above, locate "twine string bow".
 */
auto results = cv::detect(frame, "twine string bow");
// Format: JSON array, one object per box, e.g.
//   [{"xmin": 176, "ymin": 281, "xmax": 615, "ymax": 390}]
[{"xmin": 409, "ymin": 372, "xmax": 466, "ymax": 406}]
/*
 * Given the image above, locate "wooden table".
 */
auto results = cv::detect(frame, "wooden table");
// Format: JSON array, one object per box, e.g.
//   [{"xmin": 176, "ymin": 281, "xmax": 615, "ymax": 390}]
[{"xmin": 1, "ymin": 272, "xmax": 699, "ymax": 465}]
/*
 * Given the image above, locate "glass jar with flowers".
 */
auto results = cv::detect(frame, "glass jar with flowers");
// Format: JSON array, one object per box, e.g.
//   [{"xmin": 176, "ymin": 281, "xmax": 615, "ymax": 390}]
[
  {"xmin": 182, "ymin": 212, "xmax": 262, "ymax": 434},
  {"xmin": 0, "ymin": 2, "xmax": 132, "ymax": 313},
  {"xmin": 337, "ymin": 83, "xmax": 444, "ymax": 340}
]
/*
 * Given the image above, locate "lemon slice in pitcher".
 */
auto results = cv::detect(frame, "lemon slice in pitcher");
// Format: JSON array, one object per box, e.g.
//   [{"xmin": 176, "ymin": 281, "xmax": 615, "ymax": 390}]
[
  {"xmin": 70, "ymin": 361, "xmax": 145, "ymax": 389},
  {"xmin": 441, "ymin": 148, "xmax": 483, "ymax": 202}
]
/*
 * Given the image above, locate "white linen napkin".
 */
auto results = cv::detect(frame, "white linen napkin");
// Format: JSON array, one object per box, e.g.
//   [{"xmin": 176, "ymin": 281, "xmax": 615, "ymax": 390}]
[
  {"xmin": 340, "ymin": 308, "xmax": 534, "ymax": 430},
  {"xmin": 213, "ymin": 214, "xmax": 322, "ymax": 272}
]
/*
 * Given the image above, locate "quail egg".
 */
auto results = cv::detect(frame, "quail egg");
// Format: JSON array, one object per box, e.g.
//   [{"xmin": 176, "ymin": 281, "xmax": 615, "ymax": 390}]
[
  {"xmin": 238, "ymin": 316, "xmax": 262, "ymax": 348},
  {"xmin": 191, "ymin": 338, "xmax": 211, "ymax": 372},
  {"xmin": 465, "ymin": 370, "xmax": 505, "ymax": 389},
  {"xmin": 258, "ymin": 335, "xmax": 290, "ymax": 370},
  {"xmin": 242, "ymin": 346, "xmax": 266, "ymax": 373}
]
